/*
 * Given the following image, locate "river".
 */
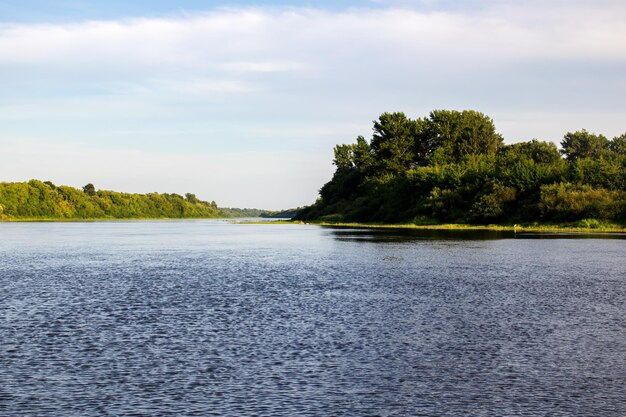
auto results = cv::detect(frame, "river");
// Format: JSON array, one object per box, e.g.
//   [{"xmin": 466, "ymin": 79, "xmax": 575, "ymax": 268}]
[{"xmin": 1, "ymin": 220, "xmax": 625, "ymax": 416}]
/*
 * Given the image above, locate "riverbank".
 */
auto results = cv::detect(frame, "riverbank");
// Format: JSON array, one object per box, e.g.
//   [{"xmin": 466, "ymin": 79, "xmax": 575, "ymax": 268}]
[
  {"xmin": 4, "ymin": 217, "xmax": 625, "ymax": 233},
  {"xmin": 237, "ymin": 219, "xmax": 626, "ymax": 234}
]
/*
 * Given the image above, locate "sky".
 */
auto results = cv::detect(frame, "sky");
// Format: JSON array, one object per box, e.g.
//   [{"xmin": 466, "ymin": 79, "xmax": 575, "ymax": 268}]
[{"xmin": 1, "ymin": 1, "xmax": 625, "ymax": 209}]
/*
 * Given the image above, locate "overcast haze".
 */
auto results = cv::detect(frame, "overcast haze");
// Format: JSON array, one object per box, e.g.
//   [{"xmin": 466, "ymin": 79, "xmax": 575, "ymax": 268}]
[{"xmin": 1, "ymin": 0, "xmax": 625, "ymax": 209}]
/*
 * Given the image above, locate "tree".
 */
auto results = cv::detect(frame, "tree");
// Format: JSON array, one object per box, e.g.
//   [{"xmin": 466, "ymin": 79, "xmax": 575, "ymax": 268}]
[
  {"xmin": 468, "ymin": 182, "xmax": 516, "ymax": 223},
  {"xmin": 497, "ymin": 140, "xmax": 566, "ymax": 192},
  {"xmin": 185, "ymin": 193, "xmax": 199, "ymax": 204},
  {"xmin": 501, "ymin": 139, "xmax": 562, "ymax": 164},
  {"xmin": 560, "ymin": 130, "xmax": 609, "ymax": 161},
  {"xmin": 82, "ymin": 183, "xmax": 96, "ymax": 196},
  {"xmin": 610, "ymin": 133, "xmax": 626, "ymax": 155},
  {"xmin": 370, "ymin": 112, "xmax": 418, "ymax": 174},
  {"xmin": 333, "ymin": 136, "xmax": 375, "ymax": 173},
  {"xmin": 425, "ymin": 110, "xmax": 503, "ymax": 163},
  {"xmin": 333, "ymin": 144, "xmax": 355, "ymax": 170}
]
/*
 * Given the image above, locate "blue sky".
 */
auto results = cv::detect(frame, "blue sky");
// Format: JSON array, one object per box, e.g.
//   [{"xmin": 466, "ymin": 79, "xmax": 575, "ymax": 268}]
[
  {"xmin": 1, "ymin": 0, "xmax": 625, "ymax": 208},
  {"xmin": 0, "ymin": 1, "xmax": 347, "ymax": 21},
  {"xmin": 0, "ymin": 1, "xmax": 490, "ymax": 21}
]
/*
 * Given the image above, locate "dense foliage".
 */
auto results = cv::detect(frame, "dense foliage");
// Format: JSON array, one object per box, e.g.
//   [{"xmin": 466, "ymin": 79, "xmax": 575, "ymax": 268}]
[
  {"xmin": 0, "ymin": 180, "xmax": 221, "ymax": 220},
  {"xmin": 295, "ymin": 110, "xmax": 626, "ymax": 225}
]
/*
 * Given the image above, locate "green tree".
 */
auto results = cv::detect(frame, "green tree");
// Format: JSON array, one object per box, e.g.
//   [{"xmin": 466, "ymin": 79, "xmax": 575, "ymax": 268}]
[
  {"xmin": 501, "ymin": 139, "xmax": 562, "ymax": 164},
  {"xmin": 425, "ymin": 110, "xmax": 503, "ymax": 163},
  {"xmin": 468, "ymin": 182, "xmax": 516, "ymax": 223},
  {"xmin": 332, "ymin": 143, "xmax": 355, "ymax": 170},
  {"xmin": 333, "ymin": 136, "xmax": 376, "ymax": 174},
  {"xmin": 185, "ymin": 193, "xmax": 199, "ymax": 204},
  {"xmin": 570, "ymin": 156, "xmax": 625, "ymax": 190},
  {"xmin": 497, "ymin": 140, "xmax": 566, "ymax": 193},
  {"xmin": 560, "ymin": 130, "xmax": 609, "ymax": 161},
  {"xmin": 370, "ymin": 112, "xmax": 419, "ymax": 174},
  {"xmin": 610, "ymin": 133, "xmax": 626, "ymax": 155},
  {"xmin": 83, "ymin": 183, "xmax": 96, "ymax": 196}
]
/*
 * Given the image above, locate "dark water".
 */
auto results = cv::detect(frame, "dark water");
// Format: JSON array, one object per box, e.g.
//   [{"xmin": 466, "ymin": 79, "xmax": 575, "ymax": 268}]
[{"xmin": 1, "ymin": 221, "xmax": 625, "ymax": 416}]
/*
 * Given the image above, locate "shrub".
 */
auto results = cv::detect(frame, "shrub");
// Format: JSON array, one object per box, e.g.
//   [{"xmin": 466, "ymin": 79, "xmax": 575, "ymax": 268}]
[{"xmin": 539, "ymin": 183, "xmax": 626, "ymax": 221}]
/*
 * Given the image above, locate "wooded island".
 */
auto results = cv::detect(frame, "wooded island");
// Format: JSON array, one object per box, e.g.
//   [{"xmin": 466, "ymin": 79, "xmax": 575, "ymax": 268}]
[{"xmin": 295, "ymin": 110, "xmax": 626, "ymax": 228}]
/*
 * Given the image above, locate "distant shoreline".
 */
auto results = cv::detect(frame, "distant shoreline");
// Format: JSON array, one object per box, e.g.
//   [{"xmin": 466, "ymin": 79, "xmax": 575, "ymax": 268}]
[{"xmin": 0, "ymin": 217, "xmax": 233, "ymax": 223}]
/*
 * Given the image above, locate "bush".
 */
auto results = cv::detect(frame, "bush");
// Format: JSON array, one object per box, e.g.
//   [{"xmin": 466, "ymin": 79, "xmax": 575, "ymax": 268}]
[
  {"xmin": 468, "ymin": 183, "xmax": 516, "ymax": 223},
  {"xmin": 575, "ymin": 218, "xmax": 603, "ymax": 229},
  {"xmin": 539, "ymin": 183, "xmax": 626, "ymax": 221}
]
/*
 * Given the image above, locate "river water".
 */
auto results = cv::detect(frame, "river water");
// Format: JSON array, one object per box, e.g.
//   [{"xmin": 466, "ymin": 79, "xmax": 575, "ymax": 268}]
[{"xmin": 1, "ymin": 220, "xmax": 625, "ymax": 416}]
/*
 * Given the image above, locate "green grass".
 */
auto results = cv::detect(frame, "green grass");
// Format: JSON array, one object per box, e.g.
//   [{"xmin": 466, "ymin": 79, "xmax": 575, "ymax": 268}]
[
  {"xmin": 322, "ymin": 222, "xmax": 626, "ymax": 233},
  {"xmin": 237, "ymin": 219, "xmax": 626, "ymax": 233}
]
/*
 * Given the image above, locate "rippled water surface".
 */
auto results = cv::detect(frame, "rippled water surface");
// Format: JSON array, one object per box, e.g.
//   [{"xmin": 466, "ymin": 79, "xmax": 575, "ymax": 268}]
[{"xmin": 1, "ymin": 221, "xmax": 625, "ymax": 416}]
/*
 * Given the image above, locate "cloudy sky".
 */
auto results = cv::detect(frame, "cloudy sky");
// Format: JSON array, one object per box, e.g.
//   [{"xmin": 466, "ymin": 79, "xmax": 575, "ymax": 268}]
[{"xmin": 1, "ymin": 0, "xmax": 625, "ymax": 209}]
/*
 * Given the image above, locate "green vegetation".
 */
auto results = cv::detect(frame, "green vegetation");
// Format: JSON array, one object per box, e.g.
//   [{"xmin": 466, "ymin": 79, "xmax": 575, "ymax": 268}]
[
  {"xmin": 313, "ymin": 221, "xmax": 625, "ymax": 233},
  {"xmin": 295, "ymin": 110, "xmax": 626, "ymax": 226},
  {"xmin": 0, "ymin": 180, "xmax": 221, "ymax": 220},
  {"xmin": 261, "ymin": 208, "xmax": 301, "ymax": 219},
  {"xmin": 219, "ymin": 207, "xmax": 299, "ymax": 218},
  {"xmin": 218, "ymin": 207, "xmax": 269, "ymax": 218}
]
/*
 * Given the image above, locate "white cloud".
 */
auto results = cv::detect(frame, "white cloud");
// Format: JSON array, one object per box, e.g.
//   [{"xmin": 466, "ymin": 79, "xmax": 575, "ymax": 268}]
[{"xmin": 1, "ymin": 5, "xmax": 624, "ymax": 69}]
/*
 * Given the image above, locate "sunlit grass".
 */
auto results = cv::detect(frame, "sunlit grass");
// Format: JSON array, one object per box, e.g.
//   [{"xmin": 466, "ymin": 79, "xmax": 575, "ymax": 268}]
[{"xmin": 236, "ymin": 219, "xmax": 626, "ymax": 233}]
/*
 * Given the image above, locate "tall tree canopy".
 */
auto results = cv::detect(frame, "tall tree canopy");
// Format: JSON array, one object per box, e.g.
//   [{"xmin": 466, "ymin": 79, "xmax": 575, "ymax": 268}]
[
  {"xmin": 425, "ymin": 110, "xmax": 503, "ymax": 163},
  {"xmin": 610, "ymin": 133, "xmax": 626, "ymax": 155},
  {"xmin": 560, "ymin": 130, "xmax": 609, "ymax": 161}
]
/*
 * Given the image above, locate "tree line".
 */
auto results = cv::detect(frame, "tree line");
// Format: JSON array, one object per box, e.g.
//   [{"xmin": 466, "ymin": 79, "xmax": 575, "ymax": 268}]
[
  {"xmin": 218, "ymin": 207, "xmax": 299, "ymax": 218},
  {"xmin": 0, "ymin": 180, "xmax": 221, "ymax": 220},
  {"xmin": 295, "ymin": 110, "xmax": 626, "ymax": 225}
]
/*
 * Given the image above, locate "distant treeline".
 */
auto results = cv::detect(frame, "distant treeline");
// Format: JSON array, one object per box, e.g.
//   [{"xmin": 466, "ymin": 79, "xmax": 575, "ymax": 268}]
[
  {"xmin": 295, "ymin": 110, "xmax": 626, "ymax": 225},
  {"xmin": 262, "ymin": 208, "xmax": 300, "ymax": 219},
  {"xmin": 0, "ymin": 180, "xmax": 221, "ymax": 220},
  {"xmin": 196, "ymin": 207, "xmax": 298, "ymax": 219},
  {"xmin": 218, "ymin": 207, "xmax": 267, "ymax": 218}
]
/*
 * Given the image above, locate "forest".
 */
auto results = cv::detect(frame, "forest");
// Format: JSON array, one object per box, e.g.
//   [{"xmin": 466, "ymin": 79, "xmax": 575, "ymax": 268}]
[
  {"xmin": 295, "ymin": 110, "xmax": 626, "ymax": 226},
  {"xmin": 0, "ymin": 180, "xmax": 221, "ymax": 220}
]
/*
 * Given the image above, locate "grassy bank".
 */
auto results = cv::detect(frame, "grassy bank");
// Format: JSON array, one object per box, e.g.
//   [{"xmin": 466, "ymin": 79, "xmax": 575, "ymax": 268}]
[
  {"xmin": 5, "ymin": 217, "xmax": 625, "ymax": 233},
  {"xmin": 238, "ymin": 219, "xmax": 626, "ymax": 233},
  {"xmin": 318, "ymin": 222, "xmax": 626, "ymax": 233}
]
